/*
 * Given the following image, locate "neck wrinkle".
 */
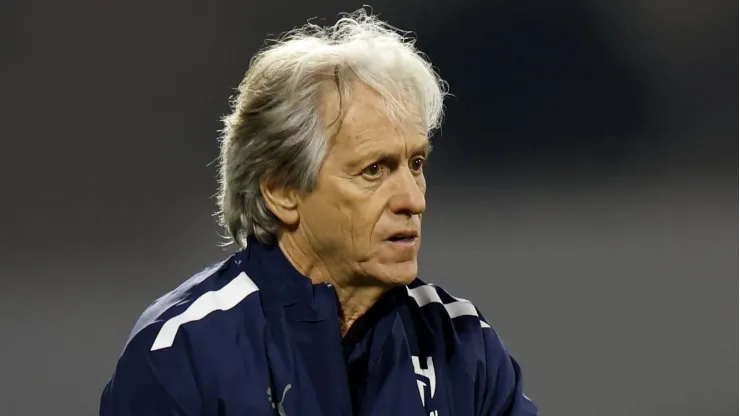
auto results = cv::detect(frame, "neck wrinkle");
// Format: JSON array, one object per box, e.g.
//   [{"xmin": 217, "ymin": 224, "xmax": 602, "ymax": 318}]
[{"xmin": 277, "ymin": 234, "xmax": 388, "ymax": 335}]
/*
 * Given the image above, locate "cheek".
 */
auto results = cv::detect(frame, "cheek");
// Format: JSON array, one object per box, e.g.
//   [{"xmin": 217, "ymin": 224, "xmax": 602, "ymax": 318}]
[
  {"xmin": 300, "ymin": 192, "xmax": 342, "ymax": 235},
  {"xmin": 362, "ymin": 196, "xmax": 396, "ymax": 242},
  {"xmin": 343, "ymin": 201, "xmax": 378, "ymax": 242},
  {"xmin": 304, "ymin": 178, "xmax": 385, "ymax": 249},
  {"xmin": 418, "ymin": 175, "xmax": 427, "ymax": 193},
  {"xmin": 332, "ymin": 192, "xmax": 384, "ymax": 245},
  {"xmin": 304, "ymin": 192, "xmax": 369, "ymax": 247}
]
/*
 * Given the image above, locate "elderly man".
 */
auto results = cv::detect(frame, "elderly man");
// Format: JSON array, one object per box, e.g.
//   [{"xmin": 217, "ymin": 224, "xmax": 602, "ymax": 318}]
[{"xmin": 100, "ymin": 10, "xmax": 539, "ymax": 416}]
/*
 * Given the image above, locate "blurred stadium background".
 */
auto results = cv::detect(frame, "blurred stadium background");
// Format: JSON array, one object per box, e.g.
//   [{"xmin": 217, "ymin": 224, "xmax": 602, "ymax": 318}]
[{"xmin": 0, "ymin": 0, "xmax": 736, "ymax": 415}]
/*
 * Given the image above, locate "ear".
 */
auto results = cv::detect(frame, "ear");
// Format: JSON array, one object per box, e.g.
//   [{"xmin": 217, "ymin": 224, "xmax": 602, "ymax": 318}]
[{"xmin": 260, "ymin": 178, "xmax": 300, "ymax": 226}]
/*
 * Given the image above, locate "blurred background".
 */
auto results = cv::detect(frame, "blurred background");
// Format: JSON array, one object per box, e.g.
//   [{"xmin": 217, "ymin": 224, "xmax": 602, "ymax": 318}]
[{"xmin": 0, "ymin": 0, "xmax": 736, "ymax": 415}]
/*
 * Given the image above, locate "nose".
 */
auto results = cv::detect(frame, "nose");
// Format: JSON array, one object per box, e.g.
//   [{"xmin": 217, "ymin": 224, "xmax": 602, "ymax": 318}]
[{"xmin": 388, "ymin": 168, "xmax": 426, "ymax": 217}]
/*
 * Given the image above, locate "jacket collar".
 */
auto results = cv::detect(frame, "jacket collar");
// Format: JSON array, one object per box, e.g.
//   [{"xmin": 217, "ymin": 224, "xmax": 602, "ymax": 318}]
[{"xmin": 237, "ymin": 236, "xmax": 335, "ymax": 322}]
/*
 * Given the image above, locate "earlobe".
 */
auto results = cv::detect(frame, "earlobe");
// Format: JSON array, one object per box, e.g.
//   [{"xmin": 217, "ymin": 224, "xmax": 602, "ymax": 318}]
[{"xmin": 260, "ymin": 179, "xmax": 300, "ymax": 226}]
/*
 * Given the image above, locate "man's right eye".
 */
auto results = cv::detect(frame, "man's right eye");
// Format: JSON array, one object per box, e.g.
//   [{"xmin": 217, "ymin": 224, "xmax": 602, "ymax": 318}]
[{"xmin": 362, "ymin": 163, "xmax": 383, "ymax": 178}]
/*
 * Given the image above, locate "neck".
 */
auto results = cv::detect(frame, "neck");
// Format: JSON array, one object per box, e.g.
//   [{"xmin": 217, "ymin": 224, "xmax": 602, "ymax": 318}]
[
  {"xmin": 277, "ymin": 234, "xmax": 388, "ymax": 336},
  {"xmin": 333, "ymin": 283, "xmax": 388, "ymax": 336}
]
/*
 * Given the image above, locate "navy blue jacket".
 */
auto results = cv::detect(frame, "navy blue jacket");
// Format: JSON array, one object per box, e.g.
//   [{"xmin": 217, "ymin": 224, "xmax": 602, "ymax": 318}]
[{"xmin": 100, "ymin": 238, "xmax": 539, "ymax": 415}]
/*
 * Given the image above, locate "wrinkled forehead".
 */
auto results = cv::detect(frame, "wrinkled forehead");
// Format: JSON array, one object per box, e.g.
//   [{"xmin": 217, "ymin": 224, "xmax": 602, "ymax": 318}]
[{"xmin": 319, "ymin": 80, "xmax": 426, "ymax": 144}]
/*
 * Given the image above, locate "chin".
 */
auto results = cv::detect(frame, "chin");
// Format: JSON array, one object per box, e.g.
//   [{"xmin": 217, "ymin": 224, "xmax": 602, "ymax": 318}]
[{"xmin": 372, "ymin": 260, "xmax": 418, "ymax": 286}]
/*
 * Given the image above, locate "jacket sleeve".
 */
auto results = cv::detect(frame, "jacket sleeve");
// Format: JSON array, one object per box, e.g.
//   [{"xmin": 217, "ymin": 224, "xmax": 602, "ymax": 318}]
[
  {"xmin": 99, "ymin": 331, "xmax": 203, "ymax": 416},
  {"xmin": 478, "ymin": 325, "xmax": 540, "ymax": 416}
]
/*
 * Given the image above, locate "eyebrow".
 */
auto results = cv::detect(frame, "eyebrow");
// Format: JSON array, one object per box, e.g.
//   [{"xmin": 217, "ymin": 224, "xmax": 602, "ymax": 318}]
[{"xmin": 351, "ymin": 140, "xmax": 432, "ymax": 169}]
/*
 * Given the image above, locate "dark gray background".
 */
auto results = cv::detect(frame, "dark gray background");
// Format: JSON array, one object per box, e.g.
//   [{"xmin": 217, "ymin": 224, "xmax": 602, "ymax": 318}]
[{"xmin": 1, "ymin": 0, "xmax": 736, "ymax": 415}]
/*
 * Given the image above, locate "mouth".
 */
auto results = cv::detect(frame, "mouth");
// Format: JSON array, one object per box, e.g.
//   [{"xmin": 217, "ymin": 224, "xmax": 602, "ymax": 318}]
[{"xmin": 386, "ymin": 230, "xmax": 419, "ymax": 244}]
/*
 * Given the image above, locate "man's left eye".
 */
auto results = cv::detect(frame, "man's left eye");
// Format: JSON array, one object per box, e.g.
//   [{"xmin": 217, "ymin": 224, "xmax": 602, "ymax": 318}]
[{"xmin": 410, "ymin": 157, "xmax": 425, "ymax": 172}]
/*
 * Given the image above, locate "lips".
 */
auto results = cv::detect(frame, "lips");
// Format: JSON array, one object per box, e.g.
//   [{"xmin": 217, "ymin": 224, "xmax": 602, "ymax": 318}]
[{"xmin": 386, "ymin": 230, "xmax": 419, "ymax": 242}]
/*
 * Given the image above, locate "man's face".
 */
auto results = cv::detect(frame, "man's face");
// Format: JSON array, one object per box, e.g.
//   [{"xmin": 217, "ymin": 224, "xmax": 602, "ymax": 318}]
[{"xmin": 296, "ymin": 84, "xmax": 429, "ymax": 286}]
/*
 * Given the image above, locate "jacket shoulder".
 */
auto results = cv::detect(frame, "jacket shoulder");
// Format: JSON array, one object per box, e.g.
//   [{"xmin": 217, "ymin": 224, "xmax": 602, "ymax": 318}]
[
  {"xmin": 124, "ymin": 256, "xmax": 263, "ymax": 353},
  {"xmin": 101, "ymin": 257, "xmax": 268, "ymax": 415},
  {"xmin": 406, "ymin": 279, "xmax": 492, "ymax": 331},
  {"xmin": 405, "ymin": 279, "xmax": 512, "ymax": 361}
]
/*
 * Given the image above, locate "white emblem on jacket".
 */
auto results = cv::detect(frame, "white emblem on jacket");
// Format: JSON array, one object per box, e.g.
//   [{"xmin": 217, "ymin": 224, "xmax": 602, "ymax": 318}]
[{"xmin": 412, "ymin": 355, "xmax": 437, "ymax": 414}]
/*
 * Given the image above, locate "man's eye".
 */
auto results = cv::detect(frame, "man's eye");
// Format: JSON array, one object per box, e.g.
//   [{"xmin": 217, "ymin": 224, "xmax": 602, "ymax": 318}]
[
  {"xmin": 363, "ymin": 163, "xmax": 383, "ymax": 178},
  {"xmin": 410, "ymin": 157, "xmax": 426, "ymax": 173}
]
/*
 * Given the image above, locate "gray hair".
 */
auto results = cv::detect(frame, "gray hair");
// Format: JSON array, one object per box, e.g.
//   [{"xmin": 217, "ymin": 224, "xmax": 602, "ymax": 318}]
[{"xmin": 217, "ymin": 9, "xmax": 448, "ymax": 247}]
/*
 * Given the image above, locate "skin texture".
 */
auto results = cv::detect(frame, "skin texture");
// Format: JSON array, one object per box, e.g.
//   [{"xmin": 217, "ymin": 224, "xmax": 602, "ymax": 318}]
[{"xmin": 261, "ymin": 81, "xmax": 430, "ymax": 335}]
